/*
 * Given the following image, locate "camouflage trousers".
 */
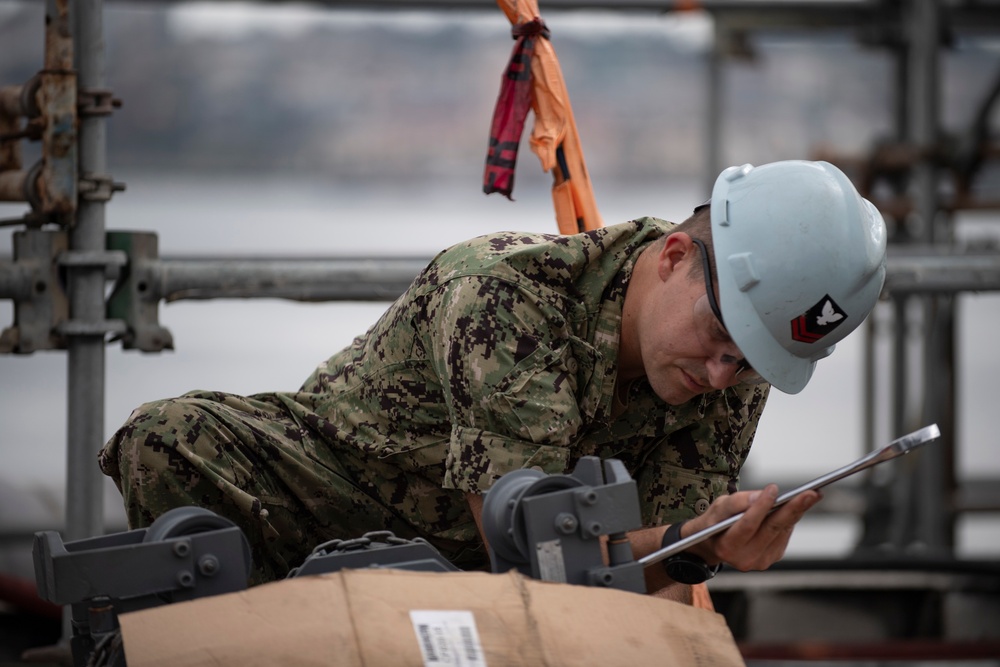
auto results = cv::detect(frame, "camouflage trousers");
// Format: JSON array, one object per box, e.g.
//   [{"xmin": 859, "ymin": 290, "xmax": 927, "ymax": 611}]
[{"xmin": 98, "ymin": 390, "xmax": 454, "ymax": 585}]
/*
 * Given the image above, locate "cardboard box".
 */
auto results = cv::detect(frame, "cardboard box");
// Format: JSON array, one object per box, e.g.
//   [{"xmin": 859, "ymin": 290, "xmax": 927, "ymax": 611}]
[{"xmin": 120, "ymin": 569, "xmax": 745, "ymax": 666}]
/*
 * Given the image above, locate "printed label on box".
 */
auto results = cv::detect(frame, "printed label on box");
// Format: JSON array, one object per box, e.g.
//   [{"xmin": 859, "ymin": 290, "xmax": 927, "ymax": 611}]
[{"xmin": 409, "ymin": 610, "xmax": 487, "ymax": 667}]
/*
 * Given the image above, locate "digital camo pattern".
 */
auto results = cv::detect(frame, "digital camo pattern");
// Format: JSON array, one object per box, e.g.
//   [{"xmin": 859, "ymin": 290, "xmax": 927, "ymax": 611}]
[{"xmin": 100, "ymin": 218, "xmax": 769, "ymax": 584}]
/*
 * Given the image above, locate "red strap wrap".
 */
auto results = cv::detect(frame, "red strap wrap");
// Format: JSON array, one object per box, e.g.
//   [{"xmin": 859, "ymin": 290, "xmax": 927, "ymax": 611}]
[{"xmin": 483, "ymin": 18, "xmax": 549, "ymax": 199}]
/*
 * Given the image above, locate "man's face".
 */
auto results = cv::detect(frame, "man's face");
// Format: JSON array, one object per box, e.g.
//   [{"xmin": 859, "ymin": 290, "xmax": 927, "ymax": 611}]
[{"xmin": 637, "ymin": 235, "xmax": 757, "ymax": 405}]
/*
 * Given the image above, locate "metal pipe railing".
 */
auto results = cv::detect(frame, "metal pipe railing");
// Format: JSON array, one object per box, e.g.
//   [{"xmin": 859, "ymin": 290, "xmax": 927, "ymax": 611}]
[
  {"xmin": 4, "ymin": 246, "xmax": 1000, "ymax": 304},
  {"xmin": 150, "ymin": 256, "xmax": 430, "ymax": 303}
]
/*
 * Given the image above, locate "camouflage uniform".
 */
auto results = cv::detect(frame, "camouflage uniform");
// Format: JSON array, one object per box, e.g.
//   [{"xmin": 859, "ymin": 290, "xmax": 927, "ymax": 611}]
[{"xmin": 99, "ymin": 217, "xmax": 769, "ymax": 584}]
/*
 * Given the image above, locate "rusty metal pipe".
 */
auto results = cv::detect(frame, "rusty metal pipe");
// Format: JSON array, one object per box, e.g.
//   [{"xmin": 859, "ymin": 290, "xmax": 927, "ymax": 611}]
[
  {"xmin": 0, "ymin": 77, "xmax": 40, "ymax": 119},
  {"xmin": 45, "ymin": 0, "xmax": 73, "ymax": 72},
  {"xmin": 0, "ymin": 170, "xmax": 30, "ymax": 203},
  {"xmin": 0, "ymin": 84, "xmax": 28, "ymax": 175},
  {"xmin": 0, "ymin": 86, "xmax": 25, "ymax": 119}
]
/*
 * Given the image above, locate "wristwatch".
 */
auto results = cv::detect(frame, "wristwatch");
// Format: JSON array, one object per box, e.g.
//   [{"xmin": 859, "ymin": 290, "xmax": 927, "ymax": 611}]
[
  {"xmin": 660, "ymin": 520, "xmax": 722, "ymax": 585},
  {"xmin": 663, "ymin": 552, "xmax": 722, "ymax": 585}
]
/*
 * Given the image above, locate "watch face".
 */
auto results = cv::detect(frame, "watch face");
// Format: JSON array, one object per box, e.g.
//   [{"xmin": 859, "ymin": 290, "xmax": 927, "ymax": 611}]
[{"xmin": 664, "ymin": 554, "xmax": 718, "ymax": 585}]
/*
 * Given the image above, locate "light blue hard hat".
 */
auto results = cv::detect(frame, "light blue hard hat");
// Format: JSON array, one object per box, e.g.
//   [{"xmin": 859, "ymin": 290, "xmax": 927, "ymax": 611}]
[{"xmin": 710, "ymin": 160, "xmax": 887, "ymax": 394}]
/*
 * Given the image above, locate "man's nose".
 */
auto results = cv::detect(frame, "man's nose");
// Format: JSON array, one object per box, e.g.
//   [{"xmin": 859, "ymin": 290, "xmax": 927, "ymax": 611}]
[
  {"xmin": 706, "ymin": 343, "xmax": 744, "ymax": 389},
  {"xmin": 705, "ymin": 356, "xmax": 740, "ymax": 390}
]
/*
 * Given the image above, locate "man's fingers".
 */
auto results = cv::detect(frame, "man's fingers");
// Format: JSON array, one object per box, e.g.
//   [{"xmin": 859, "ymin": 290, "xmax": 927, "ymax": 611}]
[
  {"xmin": 736, "ymin": 489, "xmax": 823, "ymax": 569},
  {"xmin": 718, "ymin": 483, "xmax": 779, "ymax": 545},
  {"xmin": 768, "ymin": 490, "xmax": 821, "ymax": 529},
  {"xmin": 687, "ymin": 486, "xmax": 824, "ymax": 568},
  {"xmin": 711, "ymin": 487, "xmax": 822, "ymax": 569},
  {"xmin": 762, "ymin": 490, "xmax": 821, "ymax": 543}
]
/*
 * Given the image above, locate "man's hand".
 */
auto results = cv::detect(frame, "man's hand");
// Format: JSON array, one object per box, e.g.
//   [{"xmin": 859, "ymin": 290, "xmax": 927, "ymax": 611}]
[{"xmin": 681, "ymin": 484, "xmax": 821, "ymax": 572}]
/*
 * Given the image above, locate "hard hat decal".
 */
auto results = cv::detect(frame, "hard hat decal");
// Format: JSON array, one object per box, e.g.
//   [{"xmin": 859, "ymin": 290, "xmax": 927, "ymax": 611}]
[{"xmin": 790, "ymin": 295, "xmax": 848, "ymax": 343}]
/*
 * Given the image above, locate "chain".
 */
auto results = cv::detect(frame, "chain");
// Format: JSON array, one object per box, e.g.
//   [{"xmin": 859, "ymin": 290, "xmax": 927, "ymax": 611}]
[
  {"xmin": 287, "ymin": 530, "xmax": 432, "ymax": 578},
  {"xmin": 308, "ymin": 530, "xmax": 429, "ymax": 556}
]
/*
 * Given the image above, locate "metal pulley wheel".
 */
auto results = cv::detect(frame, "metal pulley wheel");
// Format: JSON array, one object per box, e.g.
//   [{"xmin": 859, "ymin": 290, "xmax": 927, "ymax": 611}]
[{"xmin": 481, "ymin": 468, "xmax": 584, "ymax": 566}]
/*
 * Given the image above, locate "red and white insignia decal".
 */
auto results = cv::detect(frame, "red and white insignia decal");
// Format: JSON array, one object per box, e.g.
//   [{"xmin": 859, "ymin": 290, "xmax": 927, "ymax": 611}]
[{"xmin": 791, "ymin": 295, "xmax": 847, "ymax": 343}]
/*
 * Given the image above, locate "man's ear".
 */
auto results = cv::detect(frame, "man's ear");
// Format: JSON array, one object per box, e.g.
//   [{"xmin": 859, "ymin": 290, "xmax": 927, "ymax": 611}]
[{"xmin": 657, "ymin": 232, "xmax": 695, "ymax": 281}]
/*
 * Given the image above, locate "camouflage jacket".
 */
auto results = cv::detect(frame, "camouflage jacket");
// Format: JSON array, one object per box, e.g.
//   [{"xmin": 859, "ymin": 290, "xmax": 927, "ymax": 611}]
[{"xmin": 281, "ymin": 217, "xmax": 769, "ymax": 565}]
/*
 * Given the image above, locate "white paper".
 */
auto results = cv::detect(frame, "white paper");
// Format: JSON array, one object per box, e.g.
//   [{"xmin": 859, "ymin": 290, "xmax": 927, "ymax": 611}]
[{"xmin": 409, "ymin": 610, "xmax": 487, "ymax": 667}]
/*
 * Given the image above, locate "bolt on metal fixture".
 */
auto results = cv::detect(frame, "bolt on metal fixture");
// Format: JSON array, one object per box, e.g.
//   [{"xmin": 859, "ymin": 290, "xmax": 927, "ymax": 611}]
[
  {"xmin": 198, "ymin": 555, "xmax": 220, "ymax": 577},
  {"xmin": 555, "ymin": 513, "xmax": 578, "ymax": 535}
]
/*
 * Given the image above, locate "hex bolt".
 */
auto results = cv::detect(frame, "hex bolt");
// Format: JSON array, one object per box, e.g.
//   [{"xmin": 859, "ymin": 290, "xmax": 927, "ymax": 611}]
[
  {"xmin": 588, "ymin": 521, "xmax": 603, "ymax": 536},
  {"xmin": 198, "ymin": 555, "xmax": 220, "ymax": 577},
  {"xmin": 555, "ymin": 512, "xmax": 578, "ymax": 535},
  {"xmin": 172, "ymin": 540, "xmax": 191, "ymax": 557},
  {"xmin": 577, "ymin": 489, "xmax": 598, "ymax": 507}
]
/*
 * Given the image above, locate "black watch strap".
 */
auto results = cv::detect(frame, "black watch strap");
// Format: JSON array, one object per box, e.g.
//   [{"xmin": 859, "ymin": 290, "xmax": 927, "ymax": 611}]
[
  {"xmin": 660, "ymin": 520, "xmax": 721, "ymax": 584},
  {"xmin": 661, "ymin": 519, "xmax": 687, "ymax": 549}
]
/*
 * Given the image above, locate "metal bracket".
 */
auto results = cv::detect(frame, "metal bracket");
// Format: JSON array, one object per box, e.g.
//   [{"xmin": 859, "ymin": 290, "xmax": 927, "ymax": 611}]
[
  {"xmin": 482, "ymin": 457, "xmax": 647, "ymax": 594},
  {"xmin": 77, "ymin": 88, "xmax": 121, "ymax": 118},
  {"xmin": 54, "ymin": 318, "xmax": 127, "ymax": 338},
  {"xmin": 78, "ymin": 172, "xmax": 125, "ymax": 203},
  {"xmin": 105, "ymin": 230, "xmax": 174, "ymax": 352},
  {"xmin": 0, "ymin": 230, "xmax": 173, "ymax": 353},
  {"xmin": 55, "ymin": 248, "xmax": 129, "ymax": 338},
  {"xmin": 57, "ymin": 248, "xmax": 127, "ymax": 270},
  {"xmin": 0, "ymin": 229, "xmax": 69, "ymax": 354}
]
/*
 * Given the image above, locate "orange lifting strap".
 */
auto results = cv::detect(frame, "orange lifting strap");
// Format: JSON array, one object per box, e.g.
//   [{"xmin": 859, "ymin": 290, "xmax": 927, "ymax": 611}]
[{"xmin": 483, "ymin": 0, "xmax": 604, "ymax": 235}]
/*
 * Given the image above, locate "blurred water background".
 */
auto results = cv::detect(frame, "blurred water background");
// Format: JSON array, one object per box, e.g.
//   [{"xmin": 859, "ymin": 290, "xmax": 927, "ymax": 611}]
[{"xmin": 1, "ymin": 2, "xmax": 997, "ymax": 580}]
